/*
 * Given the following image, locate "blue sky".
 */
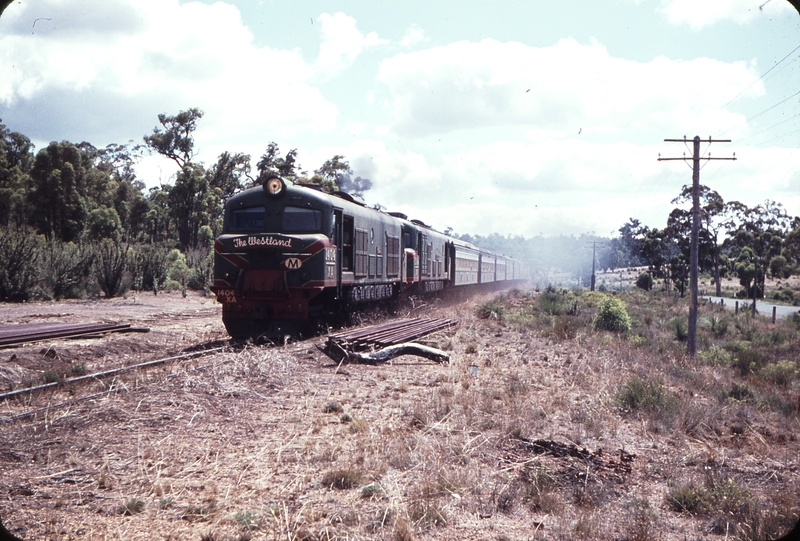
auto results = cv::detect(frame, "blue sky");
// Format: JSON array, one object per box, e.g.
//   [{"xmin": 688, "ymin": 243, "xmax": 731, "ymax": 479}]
[{"xmin": 1, "ymin": 0, "xmax": 798, "ymax": 237}]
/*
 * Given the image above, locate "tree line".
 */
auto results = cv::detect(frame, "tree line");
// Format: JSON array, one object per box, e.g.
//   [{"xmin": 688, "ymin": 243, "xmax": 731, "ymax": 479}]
[
  {"xmin": 462, "ymin": 186, "xmax": 800, "ymax": 303},
  {"xmin": 0, "ymin": 108, "xmax": 371, "ymax": 301}
]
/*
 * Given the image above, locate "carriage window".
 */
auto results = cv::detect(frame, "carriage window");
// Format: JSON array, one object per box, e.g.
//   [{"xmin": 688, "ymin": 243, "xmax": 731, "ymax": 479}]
[
  {"xmin": 229, "ymin": 207, "xmax": 265, "ymax": 231},
  {"xmin": 283, "ymin": 206, "xmax": 322, "ymax": 233}
]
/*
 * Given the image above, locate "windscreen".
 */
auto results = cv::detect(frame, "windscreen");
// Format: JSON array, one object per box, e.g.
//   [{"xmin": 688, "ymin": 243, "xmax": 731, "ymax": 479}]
[
  {"xmin": 229, "ymin": 207, "xmax": 264, "ymax": 231},
  {"xmin": 283, "ymin": 206, "xmax": 322, "ymax": 233}
]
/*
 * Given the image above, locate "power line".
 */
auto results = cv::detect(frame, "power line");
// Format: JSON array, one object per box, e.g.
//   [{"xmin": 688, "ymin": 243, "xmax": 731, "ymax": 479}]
[
  {"xmin": 721, "ymin": 43, "xmax": 800, "ymax": 109},
  {"xmin": 721, "ymin": 89, "xmax": 800, "ymax": 135},
  {"xmin": 737, "ymin": 112, "xmax": 800, "ymax": 143}
]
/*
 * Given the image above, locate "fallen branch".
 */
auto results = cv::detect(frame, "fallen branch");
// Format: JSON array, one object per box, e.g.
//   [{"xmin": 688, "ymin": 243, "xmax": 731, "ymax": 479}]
[{"xmin": 322, "ymin": 340, "xmax": 449, "ymax": 365}]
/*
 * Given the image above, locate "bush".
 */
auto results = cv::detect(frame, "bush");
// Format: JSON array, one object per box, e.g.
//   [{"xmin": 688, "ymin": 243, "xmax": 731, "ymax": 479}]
[
  {"xmin": 39, "ymin": 239, "xmax": 94, "ymax": 299},
  {"xmin": 538, "ymin": 285, "xmax": 568, "ymax": 315},
  {"xmin": 94, "ymin": 239, "xmax": 131, "ymax": 298},
  {"xmin": 635, "ymin": 272, "xmax": 653, "ymax": 291},
  {"xmin": 477, "ymin": 295, "xmax": 506, "ymax": 320},
  {"xmin": 667, "ymin": 316, "xmax": 688, "ymax": 341},
  {"xmin": 759, "ymin": 360, "xmax": 798, "ymax": 385},
  {"xmin": 0, "ymin": 227, "xmax": 41, "ymax": 301},
  {"xmin": 614, "ymin": 375, "xmax": 678, "ymax": 417},
  {"xmin": 592, "ymin": 296, "xmax": 631, "ymax": 332},
  {"xmin": 768, "ymin": 287, "xmax": 795, "ymax": 304}
]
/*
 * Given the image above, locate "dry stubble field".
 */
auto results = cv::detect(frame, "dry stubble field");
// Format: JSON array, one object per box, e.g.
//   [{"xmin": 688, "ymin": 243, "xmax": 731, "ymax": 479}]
[{"xmin": 0, "ymin": 288, "xmax": 798, "ymax": 541}]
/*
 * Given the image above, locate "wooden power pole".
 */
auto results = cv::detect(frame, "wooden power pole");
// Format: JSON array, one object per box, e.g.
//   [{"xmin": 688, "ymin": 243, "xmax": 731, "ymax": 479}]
[{"xmin": 658, "ymin": 136, "xmax": 736, "ymax": 357}]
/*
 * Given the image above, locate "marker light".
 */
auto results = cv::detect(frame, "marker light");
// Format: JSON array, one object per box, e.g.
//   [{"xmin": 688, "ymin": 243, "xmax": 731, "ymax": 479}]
[{"xmin": 263, "ymin": 176, "xmax": 285, "ymax": 196}]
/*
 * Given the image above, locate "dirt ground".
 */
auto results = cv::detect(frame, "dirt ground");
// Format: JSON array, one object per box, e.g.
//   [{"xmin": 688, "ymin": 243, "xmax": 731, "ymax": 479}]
[{"xmin": 0, "ymin": 290, "xmax": 797, "ymax": 540}]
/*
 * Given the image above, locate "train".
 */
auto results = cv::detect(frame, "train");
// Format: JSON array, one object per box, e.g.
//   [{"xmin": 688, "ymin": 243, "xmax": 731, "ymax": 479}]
[{"xmin": 210, "ymin": 175, "xmax": 526, "ymax": 338}]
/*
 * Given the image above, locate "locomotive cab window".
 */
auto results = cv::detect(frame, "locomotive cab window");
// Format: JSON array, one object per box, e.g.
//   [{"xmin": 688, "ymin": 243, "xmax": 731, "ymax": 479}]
[
  {"xmin": 230, "ymin": 207, "xmax": 265, "ymax": 231},
  {"xmin": 282, "ymin": 206, "xmax": 322, "ymax": 233}
]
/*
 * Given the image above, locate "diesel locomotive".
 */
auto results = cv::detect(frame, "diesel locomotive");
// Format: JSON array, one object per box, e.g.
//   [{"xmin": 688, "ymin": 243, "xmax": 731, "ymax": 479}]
[{"xmin": 210, "ymin": 175, "xmax": 525, "ymax": 338}]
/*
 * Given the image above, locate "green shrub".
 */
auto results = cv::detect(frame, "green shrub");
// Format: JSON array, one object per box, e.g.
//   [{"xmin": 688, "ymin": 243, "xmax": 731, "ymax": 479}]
[
  {"xmin": 666, "ymin": 484, "xmax": 708, "ymax": 514},
  {"xmin": 733, "ymin": 349, "xmax": 767, "ymax": 377},
  {"xmin": 759, "ymin": 360, "xmax": 798, "ymax": 385},
  {"xmin": 768, "ymin": 287, "xmax": 795, "ymax": 304},
  {"xmin": 477, "ymin": 295, "xmax": 506, "ymax": 320},
  {"xmin": 667, "ymin": 317, "xmax": 688, "ymax": 341},
  {"xmin": 538, "ymin": 285, "xmax": 568, "ymax": 315},
  {"xmin": 697, "ymin": 346, "xmax": 733, "ymax": 366},
  {"xmin": 614, "ymin": 375, "xmax": 678, "ymax": 417},
  {"xmin": 635, "ymin": 272, "xmax": 653, "ymax": 291},
  {"xmin": 592, "ymin": 297, "xmax": 631, "ymax": 332},
  {"xmin": 0, "ymin": 227, "xmax": 41, "ymax": 302}
]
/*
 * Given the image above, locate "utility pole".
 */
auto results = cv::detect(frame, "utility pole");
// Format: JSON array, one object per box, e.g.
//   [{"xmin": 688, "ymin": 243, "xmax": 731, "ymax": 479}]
[
  {"xmin": 658, "ymin": 136, "xmax": 736, "ymax": 357},
  {"xmin": 585, "ymin": 241, "xmax": 606, "ymax": 291}
]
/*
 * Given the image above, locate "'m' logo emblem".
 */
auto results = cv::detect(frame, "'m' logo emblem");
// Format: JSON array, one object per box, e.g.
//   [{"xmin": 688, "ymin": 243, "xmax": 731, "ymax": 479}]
[{"xmin": 284, "ymin": 257, "xmax": 302, "ymax": 269}]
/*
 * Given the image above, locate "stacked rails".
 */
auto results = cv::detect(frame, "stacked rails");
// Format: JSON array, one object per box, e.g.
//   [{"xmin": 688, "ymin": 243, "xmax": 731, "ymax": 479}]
[
  {"xmin": 327, "ymin": 318, "xmax": 457, "ymax": 351},
  {"xmin": 0, "ymin": 322, "xmax": 139, "ymax": 347}
]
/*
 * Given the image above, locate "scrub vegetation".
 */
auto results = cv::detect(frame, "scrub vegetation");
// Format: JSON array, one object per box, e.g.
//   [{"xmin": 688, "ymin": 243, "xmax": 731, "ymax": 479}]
[{"xmin": 1, "ymin": 285, "xmax": 798, "ymax": 540}]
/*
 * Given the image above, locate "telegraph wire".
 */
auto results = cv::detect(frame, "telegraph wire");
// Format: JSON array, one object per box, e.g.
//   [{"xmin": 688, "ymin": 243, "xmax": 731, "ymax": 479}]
[
  {"xmin": 720, "ymin": 43, "xmax": 800, "ymax": 109},
  {"xmin": 720, "ymin": 89, "xmax": 800, "ymax": 136},
  {"xmin": 736, "ymin": 112, "xmax": 800, "ymax": 143},
  {"xmin": 755, "ymin": 126, "xmax": 800, "ymax": 147}
]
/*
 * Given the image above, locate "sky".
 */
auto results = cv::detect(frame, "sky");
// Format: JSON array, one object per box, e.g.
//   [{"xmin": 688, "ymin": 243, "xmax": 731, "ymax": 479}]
[{"xmin": 0, "ymin": 0, "xmax": 799, "ymax": 239}]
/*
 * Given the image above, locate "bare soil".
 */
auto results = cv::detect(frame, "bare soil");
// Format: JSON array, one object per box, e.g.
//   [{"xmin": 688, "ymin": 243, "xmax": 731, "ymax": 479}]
[{"xmin": 0, "ymin": 290, "xmax": 797, "ymax": 540}]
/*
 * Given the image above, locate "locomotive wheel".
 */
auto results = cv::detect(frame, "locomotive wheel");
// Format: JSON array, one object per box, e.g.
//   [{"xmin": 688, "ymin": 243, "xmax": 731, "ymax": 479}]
[{"xmin": 222, "ymin": 317, "xmax": 302, "ymax": 342}]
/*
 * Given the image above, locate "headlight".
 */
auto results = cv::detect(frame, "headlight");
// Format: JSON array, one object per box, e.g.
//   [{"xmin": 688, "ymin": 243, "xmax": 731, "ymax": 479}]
[{"xmin": 263, "ymin": 175, "xmax": 285, "ymax": 196}]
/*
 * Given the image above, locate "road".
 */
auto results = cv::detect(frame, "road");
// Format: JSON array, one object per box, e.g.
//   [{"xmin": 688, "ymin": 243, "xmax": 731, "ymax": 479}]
[{"xmin": 703, "ymin": 296, "xmax": 800, "ymax": 319}]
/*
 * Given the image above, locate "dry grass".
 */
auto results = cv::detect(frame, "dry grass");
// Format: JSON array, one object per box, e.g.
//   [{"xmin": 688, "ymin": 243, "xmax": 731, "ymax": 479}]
[{"xmin": 0, "ymin": 287, "xmax": 798, "ymax": 540}]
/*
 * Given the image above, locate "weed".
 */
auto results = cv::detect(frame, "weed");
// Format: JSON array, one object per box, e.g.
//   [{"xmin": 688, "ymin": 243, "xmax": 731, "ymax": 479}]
[
  {"xmin": 723, "ymin": 382, "xmax": 756, "ymax": 403},
  {"xmin": 551, "ymin": 315, "xmax": 581, "ymax": 339},
  {"xmin": 734, "ymin": 315, "xmax": 758, "ymax": 341},
  {"xmin": 477, "ymin": 295, "xmax": 506, "ymax": 320},
  {"xmin": 322, "ymin": 469, "xmax": 362, "ymax": 489},
  {"xmin": 667, "ymin": 316, "xmax": 688, "ymax": 341},
  {"xmin": 408, "ymin": 498, "xmax": 447, "ymax": 527},
  {"xmin": 614, "ymin": 375, "xmax": 679, "ymax": 419},
  {"xmin": 624, "ymin": 497, "xmax": 658, "ymax": 541},
  {"xmin": 118, "ymin": 498, "xmax": 146, "ymax": 515},
  {"xmin": 521, "ymin": 466, "xmax": 560, "ymax": 513},
  {"xmin": 361, "ymin": 483, "xmax": 383, "ymax": 498},
  {"xmin": 666, "ymin": 483, "xmax": 708, "ymax": 514},
  {"xmin": 538, "ymin": 285, "xmax": 568, "ymax": 315},
  {"xmin": 42, "ymin": 369, "xmax": 61, "ymax": 384},
  {"xmin": 323, "ymin": 400, "xmax": 343, "ymax": 413},
  {"xmin": 183, "ymin": 500, "xmax": 217, "ymax": 521},
  {"xmin": 703, "ymin": 314, "xmax": 729, "ymax": 338},
  {"xmin": 69, "ymin": 363, "xmax": 87, "ymax": 376},
  {"xmin": 234, "ymin": 511, "xmax": 259, "ymax": 530},
  {"xmin": 733, "ymin": 348, "xmax": 767, "ymax": 377},
  {"xmin": 759, "ymin": 360, "xmax": 798, "ymax": 385},
  {"xmin": 697, "ymin": 346, "xmax": 733, "ymax": 366}
]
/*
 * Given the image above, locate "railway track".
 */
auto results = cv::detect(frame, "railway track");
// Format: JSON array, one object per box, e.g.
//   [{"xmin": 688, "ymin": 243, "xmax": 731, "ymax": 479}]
[
  {"xmin": 1, "ymin": 317, "xmax": 457, "ymax": 423},
  {"xmin": 0, "ymin": 322, "xmax": 149, "ymax": 347},
  {"xmin": 0, "ymin": 343, "xmax": 239, "ymax": 423}
]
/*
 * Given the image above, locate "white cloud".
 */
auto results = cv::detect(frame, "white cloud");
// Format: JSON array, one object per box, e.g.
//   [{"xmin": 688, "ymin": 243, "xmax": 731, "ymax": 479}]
[
  {"xmin": 658, "ymin": 0, "xmax": 794, "ymax": 30},
  {"xmin": 377, "ymin": 38, "xmax": 762, "ymax": 138},
  {"xmin": 336, "ymin": 135, "xmax": 800, "ymax": 238},
  {"xmin": 314, "ymin": 12, "xmax": 387, "ymax": 79},
  {"xmin": 400, "ymin": 24, "xmax": 428, "ymax": 49},
  {"xmin": 0, "ymin": 0, "xmax": 338, "ymax": 155}
]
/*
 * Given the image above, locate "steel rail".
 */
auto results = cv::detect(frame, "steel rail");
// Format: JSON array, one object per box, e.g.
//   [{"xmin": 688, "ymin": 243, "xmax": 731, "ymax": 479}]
[
  {"xmin": 0, "ymin": 344, "xmax": 232, "ymax": 402},
  {"xmin": 0, "ymin": 346, "xmax": 240, "ymax": 423},
  {"xmin": 327, "ymin": 318, "xmax": 457, "ymax": 350},
  {"xmin": 0, "ymin": 322, "xmax": 143, "ymax": 347}
]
